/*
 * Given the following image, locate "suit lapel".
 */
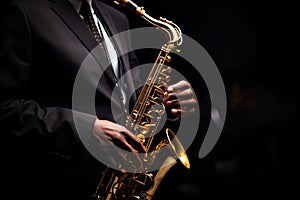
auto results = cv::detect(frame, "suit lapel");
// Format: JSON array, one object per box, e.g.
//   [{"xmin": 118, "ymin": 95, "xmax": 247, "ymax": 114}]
[
  {"xmin": 50, "ymin": 0, "xmax": 98, "ymax": 52},
  {"xmin": 50, "ymin": 0, "xmax": 117, "ymax": 83}
]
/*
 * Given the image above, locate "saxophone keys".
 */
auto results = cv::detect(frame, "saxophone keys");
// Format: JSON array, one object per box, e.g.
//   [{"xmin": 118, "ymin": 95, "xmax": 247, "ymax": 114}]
[
  {"xmin": 161, "ymin": 66, "xmax": 172, "ymax": 73},
  {"xmin": 166, "ymin": 55, "xmax": 172, "ymax": 62},
  {"xmin": 160, "ymin": 81, "xmax": 168, "ymax": 87},
  {"xmin": 154, "ymin": 109, "xmax": 164, "ymax": 116},
  {"xmin": 137, "ymin": 134, "xmax": 146, "ymax": 143},
  {"xmin": 160, "ymin": 73, "xmax": 170, "ymax": 82}
]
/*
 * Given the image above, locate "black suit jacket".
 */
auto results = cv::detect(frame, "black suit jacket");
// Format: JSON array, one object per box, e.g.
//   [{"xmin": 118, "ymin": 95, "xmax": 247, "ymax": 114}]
[{"xmin": 0, "ymin": 0, "xmax": 139, "ymax": 199}]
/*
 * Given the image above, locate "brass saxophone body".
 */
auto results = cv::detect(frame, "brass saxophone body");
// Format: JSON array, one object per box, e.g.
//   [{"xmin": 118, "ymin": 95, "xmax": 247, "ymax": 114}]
[{"xmin": 92, "ymin": 1, "xmax": 190, "ymax": 199}]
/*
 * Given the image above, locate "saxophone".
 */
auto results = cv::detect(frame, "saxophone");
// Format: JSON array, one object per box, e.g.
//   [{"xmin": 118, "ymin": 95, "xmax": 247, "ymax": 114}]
[{"xmin": 92, "ymin": 1, "xmax": 190, "ymax": 199}]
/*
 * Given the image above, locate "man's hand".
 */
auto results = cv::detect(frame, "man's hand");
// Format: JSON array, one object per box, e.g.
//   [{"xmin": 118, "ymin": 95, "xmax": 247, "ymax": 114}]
[
  {"xmin": 92, "ymin": 119, "xmax": 146, "ymax": 169},
  {"xmin": 93, "ymin": 119, "xmax": 146, "ymax": 153},
  {"xmin": 163, "ymin": 80, "xmax": 197, "ymax": 118}
]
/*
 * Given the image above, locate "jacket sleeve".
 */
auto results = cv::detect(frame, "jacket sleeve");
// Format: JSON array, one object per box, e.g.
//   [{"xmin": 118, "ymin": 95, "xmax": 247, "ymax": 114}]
[{"xmin": 0, "ymin": 0, "xmax": 96, "ymax": 158}]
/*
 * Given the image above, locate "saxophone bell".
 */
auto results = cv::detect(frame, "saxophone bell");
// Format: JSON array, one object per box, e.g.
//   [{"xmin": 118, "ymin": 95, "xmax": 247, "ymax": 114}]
[{"xmin": 165, "ymin": 128, "xmax": 190, "ymax": 169}]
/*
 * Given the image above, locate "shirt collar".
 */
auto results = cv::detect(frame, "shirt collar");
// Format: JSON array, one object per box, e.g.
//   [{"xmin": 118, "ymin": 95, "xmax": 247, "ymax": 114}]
[{"xmin": 68, "ymin": 0, "xmax": 93, "ymax": 13}]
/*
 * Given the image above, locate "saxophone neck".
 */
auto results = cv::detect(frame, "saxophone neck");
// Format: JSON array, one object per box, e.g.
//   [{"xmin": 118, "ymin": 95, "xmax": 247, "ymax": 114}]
[{"xmin": 114, "ymin": 0, "xmax": 182, "ymax": 48}]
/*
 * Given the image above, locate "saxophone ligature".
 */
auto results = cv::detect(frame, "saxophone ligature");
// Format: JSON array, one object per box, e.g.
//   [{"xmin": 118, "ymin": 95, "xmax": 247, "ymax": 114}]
[{"xmin": 92, "ymin": 0, "xmax": 190, "ymax": 199}]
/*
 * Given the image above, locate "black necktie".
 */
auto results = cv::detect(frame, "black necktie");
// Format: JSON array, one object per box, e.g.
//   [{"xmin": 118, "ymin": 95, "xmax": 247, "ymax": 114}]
[{"xmin": 80, "ymin": 0, "xmax": 103, "ymax": 43}]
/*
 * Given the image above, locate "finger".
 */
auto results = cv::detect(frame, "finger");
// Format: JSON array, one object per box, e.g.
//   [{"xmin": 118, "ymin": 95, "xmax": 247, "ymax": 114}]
[
  {"xmin": 171, "ymin": 107, "xmax": 196, "ymax": 117},
  {"xmin": 167, "ymin": 80, "xmax": 191, "ymax": 92},
  {"xmin": 124, "ymin": 132, "xmax": 146, "ymax": 153},
  {"xmin": 167, "ymin": 88, "xmax": 194, "ymax": 100},
  {"xmin": 121, "ymin": 139, "xmax": 138, "ymax": 153},
  {"xmin": 119, "ymin": 127, "xmax": 146, "ymax": 153},
  {"xmin": 166, "ymin": 98, "xmax": 197, "ymax": 108}
]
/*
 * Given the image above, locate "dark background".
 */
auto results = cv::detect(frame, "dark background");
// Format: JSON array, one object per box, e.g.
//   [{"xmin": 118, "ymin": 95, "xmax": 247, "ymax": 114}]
[{"xmin": 106, "ymin": 0, "xmax": 298, "ymax": 199}]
